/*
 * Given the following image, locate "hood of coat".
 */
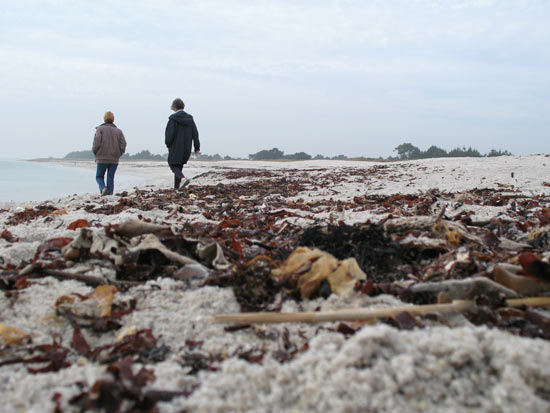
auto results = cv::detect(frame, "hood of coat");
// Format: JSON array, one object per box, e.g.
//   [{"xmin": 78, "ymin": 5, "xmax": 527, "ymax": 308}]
[
  {"xmin": 96, "ymin": 122, "xmax": 117, "ymax": 129},
  {"xmin": 169, "ymin": 111, "xmax": 194, "ymax": 127}
]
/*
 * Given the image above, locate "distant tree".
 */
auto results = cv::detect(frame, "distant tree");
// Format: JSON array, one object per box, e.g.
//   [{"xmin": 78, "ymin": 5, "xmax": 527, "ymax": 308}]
[
  {"xmin": 249, "ymin": 148, "xmax": 285, "ymax": 160},
  {"xmin": 313, "ymin": 154, "xmax": 325, "ymax": 160},
  {"xmin": 423, "ymin": 145, "xmax": 448, "ymax": 159},
  {"xmin": 487, "ymin": 149, "xmax": 512, "ymax": 157},
  {"xmin": 64, "ymin": 150, "xmax": 94, "ymax": 159},
  {"xmin": 285, "ymin": 152, "xmax": 312, "ymax": 160},
  {"xmin": 66, "ymin": 149, "xmax": 165, "ymax": 160},
  {"xmin": 331, "ymin": 154, "xmax": 348, "ymax": 160},
  {"xmin": 224, "ymin": 155, "xmax": 233, "ymax": 160},
  {"xmin": 195, "ymin": 153, "xmax": 223, "ymax": 160},
  {"xmin": 129, "ymin": 150, "xmax": 164, "ymax": 160},
  {"xmin": 448, "ymin": 146, "xmax": 482, "ymax": 158},
  {"xmin": 466, "ymin": 147, "xmax": 482, "ymax": 157},
  {"xmin": 394, "ymin": 143, "xmax": 421, "ymax": 160}
]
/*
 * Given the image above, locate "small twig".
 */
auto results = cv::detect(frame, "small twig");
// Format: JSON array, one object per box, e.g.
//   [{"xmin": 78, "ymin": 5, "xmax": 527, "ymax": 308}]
[
  {"xmin": 276, "ymin": 222, "xmax": 289, "ymax": 235},
  {"xmin": 214, "ymin": 296, "xmax": 550, "ymax": 325},
  {"xmin": 506, "ymin": 296, "xmax": 550, "ymax": 307},
  {"xmin": 435, "ymin": 203, "xmax": 447, "ymax": 223},
  {"xmin": 214, "ymin": 300, "xmax": 474, "ymax": 324}
]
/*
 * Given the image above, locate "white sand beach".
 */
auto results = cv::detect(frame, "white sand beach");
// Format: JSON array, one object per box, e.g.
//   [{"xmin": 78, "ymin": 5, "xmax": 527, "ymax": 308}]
[{"xmin": 1, "ymin": 155, "xmax": 550, "ymax": 412}]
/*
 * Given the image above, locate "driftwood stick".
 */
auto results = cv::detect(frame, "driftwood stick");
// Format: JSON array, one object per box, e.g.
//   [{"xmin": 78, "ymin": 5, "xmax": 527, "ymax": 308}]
[
  {"xmin": 214, "ymin": 296, "xmax": 550, "ymax": 325},
  {"xmin": 114, "ymin": 220, "xmax": 169, "ymax": 238},
  {"xmin": 506, "ymin": 296, "xmax": 550, "ymax": 307},
  {"xmin": 214, "ymin": 300, "xmax": 474, "ymax": 324}
]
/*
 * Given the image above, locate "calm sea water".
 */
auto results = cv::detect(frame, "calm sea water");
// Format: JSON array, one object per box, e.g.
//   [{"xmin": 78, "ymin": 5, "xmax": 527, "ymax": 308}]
[{"xmin": 0, "ymin": 160, "xmax": 147, "ymax": 204}]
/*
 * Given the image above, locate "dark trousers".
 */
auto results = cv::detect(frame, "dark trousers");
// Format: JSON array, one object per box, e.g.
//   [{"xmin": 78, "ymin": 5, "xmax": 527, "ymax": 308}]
[
  {"xmin": 169, "ymin": 164, "xmax": 184, "ymax": 188},
  {"xmin": 96, "ymin": 163, "xmax": 118, "ymax": 194}
]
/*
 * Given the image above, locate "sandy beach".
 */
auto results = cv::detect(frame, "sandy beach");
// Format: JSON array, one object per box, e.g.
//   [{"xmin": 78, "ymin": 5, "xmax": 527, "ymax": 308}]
[{"xmin": 1, "ymin": 155, "xmax": 550, "ymax": 412}]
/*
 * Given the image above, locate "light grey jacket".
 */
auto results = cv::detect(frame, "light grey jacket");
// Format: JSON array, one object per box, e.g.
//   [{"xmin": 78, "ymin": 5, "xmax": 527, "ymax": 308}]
[{"xmin": 92, "ymin": 123, "xmax": 127, "ymax": 163}]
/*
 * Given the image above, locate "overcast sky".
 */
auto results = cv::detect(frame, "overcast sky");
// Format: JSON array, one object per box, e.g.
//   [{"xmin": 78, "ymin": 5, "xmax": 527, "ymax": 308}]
[{"xmin": 1, "ymin": 0, "xmax": 549, "ymax": 159}]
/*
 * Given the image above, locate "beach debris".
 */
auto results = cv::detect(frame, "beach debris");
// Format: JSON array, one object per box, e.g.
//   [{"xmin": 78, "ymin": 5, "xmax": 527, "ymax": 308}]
[
  {"xmin": 272, "ymin": 246, "xmax": 366, "ymax": 299},
  {"xmin": 214, "ymin": 296, "xmax": 550, "ymax": 325},
  {"xmin": 90, "ymin": 285, "xmax": 118, "ymax": 317},
  {"xmin": 33, "ymin": 237, "xmax": 73, "ymax": 264},
  {"xmin": 0, "ymin": 323, "xmax": 29, "ymax": 346},
  {"xmin": 214, "ymin": 300, "xmax": 474, "ymax": 324},
  {"xmin": 67, "ymin": 219, "xmax": 90, "ymax": 230},
  {"xmin": 0, "ymin": 324, "xmax": 168, "ymax": 378},
  {"xmin": 5, "ymin": 203, "xmax": 60, "ymax": 225},
  {"xmin": 506, "ymin": 296, "xmax": 550, "ymax": 307},
  {"xmin": 299, "ymin": 224, "xmax": 406, "ymax": 283},
  {"xmin": 178, "ymin": 346, "xmax": 224, "ymax": 375},
  {"xmin": 123, "ymin": 234, "xmax": 198, "ymax": 266},
  {"xmin": 90, "ymin": 232, "xmax": 123, "ymax": 263},
  {"xmin": 197, "ymin": 241, "xmax": 231, "ymax": 270},
  {"xmin": 493, "ymin": 264, "xmax": 550, "ymax": 295},
  {"xmin": 113, "ymin": 219, "xmax": 170, "ymax": 238},
  {"xmin": 83, "ymin": 329, "xmax": 167, "ymax": 363},
  {"xmin": 385, "ymin": 216, "xmax": 486, "ymax": 246},
  {"xmin": 62, "ymin": 227, "xmax": 93, "ymax": 260},
  {"xmin": 205, "ymin": 258, "xmax": 280, "ymax": 311},
  {"xmin": 0, "ymin": 336, "xmax": 71, "ymax": 373},
  {"xmin": 32, "ymin": 269, "xmax": 136, "ymax": 289},
  {"xmin": 12, "ymin": 220, "xmax": 234, "ymax": 290},
  {"xmin": 0, "ymin": 229, "xmax": 19, "ymax": 242},
  {"xmin": 409, "ymin": 277, "xmax": 519, "ymax": 300},
  {"xmin": 518, "ymin": 251, "xmax": 550, "ymax": 281},
  {"xmin": 433, "ymin": 221, "xmax": 461, "ymax": 244},
  {"xmin": 68, "ymin": 356, "xmax": 188, "ymax": 412},
  {"xmin": 173, "ymin": 263, "xmax": 210, "ymax": 287},
  {"xmin": 54, "ymin": 285, "xmax": 135, "ymax": 321},
  {"xmin": 54, "ymin": 289, "xmax": 137, "ymax": 335},
  {"xmin": 3, "ymin": 162, "xmax": 550, "ymax": 412},
  {"xmin": 528, "ymin": 225, "xmax": 550, "ymax": 248}
]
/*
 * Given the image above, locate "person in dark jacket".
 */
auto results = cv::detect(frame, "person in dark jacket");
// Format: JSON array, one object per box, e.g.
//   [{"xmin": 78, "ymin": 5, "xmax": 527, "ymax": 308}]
[
  {"xmin": 165, "ymin": 98, "xmax": 200, "ymax": 188},
  {"xmin": 93, "ymin": 111, "xmax": 127, "ymax": 195}
]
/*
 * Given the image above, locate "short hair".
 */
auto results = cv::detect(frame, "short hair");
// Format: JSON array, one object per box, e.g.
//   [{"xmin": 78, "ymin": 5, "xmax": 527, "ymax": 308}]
[
  {"xmin": 171, "ymin": 98, "xmax": 185, "ymax": 110},
  {"xmin": 104, "ymin": 111, "xmax": 115, "ymax": 123}
]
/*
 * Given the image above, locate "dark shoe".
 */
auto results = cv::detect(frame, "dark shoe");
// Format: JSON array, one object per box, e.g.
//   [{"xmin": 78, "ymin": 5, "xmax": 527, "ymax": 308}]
[
  {"xmin": 101, "ymin": 188, "xmax": 109, "ymax": 196},
  {"xmin": 181, "ymin": 179, "xmax": 191, "ymax": 188}
]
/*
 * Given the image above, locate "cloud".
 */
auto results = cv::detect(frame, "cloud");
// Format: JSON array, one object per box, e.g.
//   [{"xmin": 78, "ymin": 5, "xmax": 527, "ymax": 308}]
[{"xmin": 0, "ymin": 0, "xmax": 549, "ymax": 158}]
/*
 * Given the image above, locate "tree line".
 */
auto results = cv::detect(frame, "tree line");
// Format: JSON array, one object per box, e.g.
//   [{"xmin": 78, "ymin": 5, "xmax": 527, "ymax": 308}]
[
  {"xmin": 64, "ymin": 150, "xmax": 237, "ymax": 161},
  {"xmin": 247, "ymin": 148, "xmax": 353, "ymax": 160},
  {"xmin": 65, "ymin": 150, "xmax": 167, "ymax": 160},
  {"xmin": 393, "ymin": 143, "xmax": 512, "ymax": 160},
  {"xmin": 247, "ymin": 144, "xmax": 512, "ymax": 161},
  {"xmin": 64, "ymin": 143, "xmax": 513, "ymax": 161}
]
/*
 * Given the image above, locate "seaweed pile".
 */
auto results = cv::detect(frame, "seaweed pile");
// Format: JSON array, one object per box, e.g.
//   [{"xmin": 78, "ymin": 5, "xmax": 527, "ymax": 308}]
[{"xmin": 1, "ymin": 162, "xmax": 550, "ymax": 411}]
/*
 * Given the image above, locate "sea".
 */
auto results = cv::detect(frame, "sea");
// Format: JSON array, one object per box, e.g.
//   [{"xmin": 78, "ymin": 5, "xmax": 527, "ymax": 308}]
[{"xmin": 0, "ymin": 159, "xmax": 148, "ymax": 204}]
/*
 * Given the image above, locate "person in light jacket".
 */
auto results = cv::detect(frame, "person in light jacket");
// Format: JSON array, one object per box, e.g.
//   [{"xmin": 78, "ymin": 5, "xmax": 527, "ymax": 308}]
[
  {"xmin": 165, "ymin": 98, "xmax": 200, "ymax": 188},
  {"xmin": 92, "ymin": 111, "xmax": 127, "ymax": 195}
]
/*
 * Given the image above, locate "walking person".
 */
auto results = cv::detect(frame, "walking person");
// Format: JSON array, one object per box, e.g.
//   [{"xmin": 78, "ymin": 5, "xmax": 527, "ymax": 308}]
[
  {"xmin": 93, "ymin": 111, "xmax": 127, "ymax": 195},
  {"xmin": 165, "ymin": 98, "xmax": 200, "ymax": 189}
]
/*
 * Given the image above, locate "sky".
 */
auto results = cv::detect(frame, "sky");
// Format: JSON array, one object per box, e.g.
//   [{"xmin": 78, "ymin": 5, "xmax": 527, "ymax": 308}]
[{"xmin": 1, "ymin": 0, "xmax": 549, "ymax": 159}]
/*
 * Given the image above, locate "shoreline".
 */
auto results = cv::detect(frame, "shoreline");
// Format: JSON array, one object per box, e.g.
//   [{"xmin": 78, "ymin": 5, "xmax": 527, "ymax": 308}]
[
  {"xmin": 0, "ymin": 159, "xmax": 154, "ymax": 207},
  {"xmin": 5, "ymin": 153, "xmax": 549, "ymax": 207}
]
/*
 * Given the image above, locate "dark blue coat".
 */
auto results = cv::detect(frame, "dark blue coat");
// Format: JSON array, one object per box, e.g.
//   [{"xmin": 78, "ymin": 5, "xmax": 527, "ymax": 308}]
[{"xmin": 165, "ymin": 111, "xmax": 200, "ymax": 165}]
